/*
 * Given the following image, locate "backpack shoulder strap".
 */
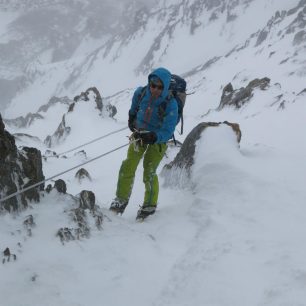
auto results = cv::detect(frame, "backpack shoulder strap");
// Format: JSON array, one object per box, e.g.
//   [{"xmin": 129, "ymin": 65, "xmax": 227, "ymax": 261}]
[
  {"xmin": 135, "ymin": 86, "xmax": 147, "ymax": 112},
  {"xmin": 162, "ymin": 92, "xmax": 174, "ymax": 110},
  {"xmin": 158, "ymin": 92, "xmax": 173, "ymax": 118}
]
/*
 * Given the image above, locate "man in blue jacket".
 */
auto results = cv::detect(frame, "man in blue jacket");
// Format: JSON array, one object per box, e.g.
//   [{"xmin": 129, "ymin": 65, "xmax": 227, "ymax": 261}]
[{"xmin": 110, "ymin": 67, "xmax": 178, "ymax": 220}]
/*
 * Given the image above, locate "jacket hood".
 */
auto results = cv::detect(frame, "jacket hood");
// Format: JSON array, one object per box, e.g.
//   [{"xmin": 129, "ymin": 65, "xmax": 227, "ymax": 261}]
[{"xmin": 148, "ymin": 67, "xmax": 171, "ymax": 100}]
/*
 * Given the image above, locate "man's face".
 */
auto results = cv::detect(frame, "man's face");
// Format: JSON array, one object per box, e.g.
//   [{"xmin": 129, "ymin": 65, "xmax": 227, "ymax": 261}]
[{"xmin": 149, "ymin": 79, "xmax": 164, "ymax": 99}]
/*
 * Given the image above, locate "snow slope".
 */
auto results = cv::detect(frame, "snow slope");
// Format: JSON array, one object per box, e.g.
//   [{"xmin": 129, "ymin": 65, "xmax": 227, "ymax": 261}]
[
  {"xmin": 1, "ymin": 105, "xmax": 306, "ymax": 306},
  {"xmin": 1, "ymin": 83, "xmax": 306, "ymax": 306},
  {"xmin": 1, "ymin": 0, "xmax": 306, "ymax": 305}
]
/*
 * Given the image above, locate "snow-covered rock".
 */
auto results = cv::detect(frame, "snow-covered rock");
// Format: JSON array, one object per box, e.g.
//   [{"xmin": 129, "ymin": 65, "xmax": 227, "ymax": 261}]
[
  {"xmin": 162, "ymin": 121, "xmax": 241, "ymax": 188},
  {"xmin": 0, "ymin": 114, "xmax": 44, "ymax": 212}
]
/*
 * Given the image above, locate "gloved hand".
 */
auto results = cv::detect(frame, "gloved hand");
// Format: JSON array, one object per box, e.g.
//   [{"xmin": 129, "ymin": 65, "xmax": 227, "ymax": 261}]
[
  {"xmin": 134, "ymin": 131, "xmax": 157, "ymax": 145},
  {"xmin": 128, "ymin": 111, "xmax": 136, "ymax": 132}
]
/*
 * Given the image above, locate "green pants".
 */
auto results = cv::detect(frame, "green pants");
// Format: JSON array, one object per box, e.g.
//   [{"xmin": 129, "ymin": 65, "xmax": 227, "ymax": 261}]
[{"xmin": 116, "ymin": 143, "xmax": 167, "ymax": 206}]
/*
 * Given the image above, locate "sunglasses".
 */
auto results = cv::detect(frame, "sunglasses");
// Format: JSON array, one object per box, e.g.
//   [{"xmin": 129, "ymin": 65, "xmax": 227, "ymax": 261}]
[{"xmin": 150, "ymin": 82, "xmax": 163, "ymax": 91}]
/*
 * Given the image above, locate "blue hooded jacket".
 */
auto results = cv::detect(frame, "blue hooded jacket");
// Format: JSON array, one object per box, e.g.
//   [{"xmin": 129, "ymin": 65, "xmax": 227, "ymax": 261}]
[{"xmin": 129, "ymin": 67, "xmax": 178, "ymax": 144}]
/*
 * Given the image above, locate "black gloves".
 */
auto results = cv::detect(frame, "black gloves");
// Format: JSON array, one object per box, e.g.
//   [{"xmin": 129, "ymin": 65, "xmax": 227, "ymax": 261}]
[
  {"xmin": 134, "ymin": 131, "xmax": 157, "ymax": 145},
  {"xmin": 128, "ymin": 111, "xmax": 136, "ymax": 132},
  {"xmin": 129, "ymin": 111, "xmax": 157, "ymax": 144}
]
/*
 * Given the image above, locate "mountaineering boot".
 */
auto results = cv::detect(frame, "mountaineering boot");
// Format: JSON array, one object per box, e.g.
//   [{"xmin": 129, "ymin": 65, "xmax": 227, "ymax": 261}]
[
  {"xmin": 136, "ymin": 205, "xmax": 156, "ymax": 221},
  {"xmin": 109, "ymin": 198, "xmax": 128, "ymax": 214}
]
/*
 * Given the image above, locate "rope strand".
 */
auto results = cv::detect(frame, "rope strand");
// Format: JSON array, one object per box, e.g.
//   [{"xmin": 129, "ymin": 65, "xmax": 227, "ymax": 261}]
[
  {"xmin": 44, "ymin": 126, "xmax": 128, "ymax": 158},
  {"xmin": 0, "ymin": 142, "xmax": 131, "ymax": 203}
]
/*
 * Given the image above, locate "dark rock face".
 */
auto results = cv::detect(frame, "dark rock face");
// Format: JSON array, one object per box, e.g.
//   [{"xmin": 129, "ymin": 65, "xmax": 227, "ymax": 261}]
[
  {"xmin": 54, "ymin": 179, "xmax": 67, "ymax": 194},
  {"xmin": 73, "ymin": 87, "xmax": 117, "ymax": 117},
  {"xmin": 79, "ymin": 190, "xmax": 95, "ymax": 210},
  {"xmin": 0, "ymin": 114, "xmax": 44, "ymax": 212},
  {"xmin": 44, "ymin": 114, "xmax": 71, "ymax": 148},
  {"xmin": 44, "ymin": 179, "xmax": 68, "ymax": 194},
  {"xmin": 162, "ymin": 121, "xmax": 241, "ymax": 187},
  {"xmin": 0, "ymin": 114, "xmax": 17, "ymax": 160},
  {"xmin": 56, "ymin": 190, "xmax": 103, "ymax": 244},
  {"xmin": 45, "ymin": 184, "xmax": 52, "ymax": 193},
  {"xmin": 2, "ymin": 247, "xmax": 17, "ymax": 264},
  {"xmin": 165, "ymin": 123, "xmax": 219, "ymax": 171},
  {"xmin": 73, "ymin": 87, "xmax": 103, "ymax": 112},
  {"xmin": 218, "ymin": 78, "xmax": 270, "ymax": 110},
  {"xmin": 19, "ymin": 147, "xmax": 44, "ymax": 202},
  {"xmin": 75, "ymin": 168, "xmax": 92, "ymax": 182}
]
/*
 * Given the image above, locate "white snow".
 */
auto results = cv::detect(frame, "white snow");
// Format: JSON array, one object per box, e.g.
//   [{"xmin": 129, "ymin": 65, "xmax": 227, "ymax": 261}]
[{"xmin": 1, "ymin": 1, "xmax": 306, "ymax": 305}]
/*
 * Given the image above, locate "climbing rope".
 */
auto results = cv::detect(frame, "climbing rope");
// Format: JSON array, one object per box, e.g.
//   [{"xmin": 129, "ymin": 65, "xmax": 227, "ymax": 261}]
[
  {"xmin": 43, "ymin": 126, "xmax": 129, "ymax": 158},
  {"xmin": 0, "ymin": 142, "xmax": 131, "ymax": 203}
]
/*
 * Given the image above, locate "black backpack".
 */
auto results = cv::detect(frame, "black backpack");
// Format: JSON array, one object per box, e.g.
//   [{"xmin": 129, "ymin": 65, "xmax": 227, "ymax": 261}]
[{"xmin": 137, "ymin": 74, "xmax": 187, "ymax": 135}]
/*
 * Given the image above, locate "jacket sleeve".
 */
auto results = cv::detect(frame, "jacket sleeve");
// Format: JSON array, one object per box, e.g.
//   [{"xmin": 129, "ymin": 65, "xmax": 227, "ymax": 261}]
[
  {"xmin": 155, "ymin": 98, "xmax": 178, "ymax": 143},
  {"xmin": 129, "ymin": 87, "xmax": 143, "ymax": 115}
]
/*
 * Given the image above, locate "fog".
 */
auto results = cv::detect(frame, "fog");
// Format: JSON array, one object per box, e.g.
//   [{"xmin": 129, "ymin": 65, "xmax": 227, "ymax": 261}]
[{"xmin": 0, "ymin": 0, "xmax": 157, "ymax": 113}]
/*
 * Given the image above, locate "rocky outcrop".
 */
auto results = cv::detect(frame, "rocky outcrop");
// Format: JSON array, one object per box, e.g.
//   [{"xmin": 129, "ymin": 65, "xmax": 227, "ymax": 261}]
[
  {"xmin": 161, "ymin": 121, "xmax": 241, "ymax": 187},
  {"xmin": 73, "ymin": 87, "xmax": 103, "ymax": 111},
  {"xmin": 73, "ymin": 87, "xmax": 117, "ymax": 117},
  {"xmin": 44, "ymin": 114, "xmax": 71, "ymax": 148},
  {"xmin": 37, "ymin": 96, "xmax": 72, "ymax": 113},
  {"xmin": 4, "ymin": 96, "xmax": 72, "ymax": 129},
  {"xmin": 19, "ymin": 147, "xmax": 44, "ymax": 202},
  {"xmin": 2, "ymin": 247, "xmax": 17, "ymax": 264},
  {"xmin": 0, "ymin": 114, "xmax": 44, "ymax": 212},
  {"xmin": 45, "ymin": 179, "xmax": 67, "ymax": 194},
  {"xmin": 4, "ymin": 113, "xmax": 44, "ymax": 128},
  {"xmin": 79, "ymin": 190, "xmax": 95, "ymax": 210},
  {"xmin": 56, "ymin": 190, "xmax": 103, "ymax": 244},
  {"xmin": 75, "ymin": 168, "xmax": 92, "ymax": 182},
  {"xmin": 218, "ymin": 78, "xmax": 270, "ymax": 110},
  {"xmin": 286, "ymin": 1, "xmax": 306, "ymax": 34},
  {"xmin": 44, "ymin": 87, "xmax": 117, "ymax": 148},
  {"xmin": 54, "ymin": 179, "xmax": 67, "ymax": 194}
]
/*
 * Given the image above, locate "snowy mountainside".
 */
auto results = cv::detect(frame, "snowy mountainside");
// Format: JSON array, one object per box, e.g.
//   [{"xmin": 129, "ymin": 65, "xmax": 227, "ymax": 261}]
[
  {"xmin": 4, "ymin": 87, "xmax": 117, "ymax": 154},
  {"xmin": 1, "ymin": 1, "xmax": 306, "ymax": 305},
  {"xmin": 1, "ymin": 107, "xmax": 306, "ymax": 306},
  {"xmin": 2, "ymin": 0, "xmax": 304, "ymax": 117},
  {"xmin": 0, "ymin": 0, "xmax": 153, "ymax": 113}
]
